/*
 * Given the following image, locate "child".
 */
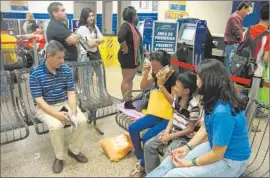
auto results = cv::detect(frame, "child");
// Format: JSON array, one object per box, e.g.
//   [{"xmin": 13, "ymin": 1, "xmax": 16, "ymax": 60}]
[{"xmin": 144, "ymin": 71, "xmax": 201, "ymax": 174}]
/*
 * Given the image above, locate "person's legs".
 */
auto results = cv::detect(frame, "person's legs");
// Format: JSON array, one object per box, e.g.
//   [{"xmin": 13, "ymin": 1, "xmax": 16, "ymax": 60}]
[
  {"xmin": 163, "ymin": 159, "xmax": 248, "ymax": 177},
  {"xmin": 128, "ymin": 115, "xmax": 164, "ymax": 161},
  {"xmin": 79, "ymin": 54, "xmax": 91, "ymax": 99},
  {"xmin": 36, "ymin": 103, "xmax": 66, "ymax": 173},
  {"xmin": 94, "ymin": 62, "xmax": 108, "ymax": 98},
  {"xmin": 141, "ymin": 120, "xmax": 169, "ymax": 167},
  {"xmin": 121, "ymin": 68, "xmax": 138, "ymax": 100},
  {"xmin": 146, "ymin": 156, "xmax": 175, "ymax": 177},
  {"xmin": 224, "ymin": 44, "xmax": 238, "ymax": 74},
  {"xmin": 146, "ymin": 141, "xmax": 211, "ymax": 177},
  {"xmin": 67, "ymin": 105, "xmax": 88, "ymax": 155},
  {"xmin": 163, "ymin": 136, "xmax": 189, "ymax": 158},
  {"xmin": 36, "ymin": 105, "xmax": 65, "ymax": 160},
  {"xmin": 144, "ymin": 131, "xmax": 166, "ymax": 174}
]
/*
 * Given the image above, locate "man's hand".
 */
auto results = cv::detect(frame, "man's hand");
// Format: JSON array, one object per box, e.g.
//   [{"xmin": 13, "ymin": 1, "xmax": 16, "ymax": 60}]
[{"xmin": 55, "ymin": 111, "xmax": 71, "ymax": 125}]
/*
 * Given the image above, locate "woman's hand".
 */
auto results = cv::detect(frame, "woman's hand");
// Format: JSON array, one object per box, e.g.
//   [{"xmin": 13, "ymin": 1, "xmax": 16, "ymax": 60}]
[
  {"xmin": 143, "ymin": 61, "xmax": 151, "ymax": 74},
  {"xmin": 172, "ymin": 157, "xmax": 193, "ymax": 168},
  {"xmin": 121, "ymin": 43, "xmax": 129, "ymax": 54},
  {"xmin": 156, "ymin": 70, "xmax": 166, "ymax": 88},
  {"xmin": 87, "ymin": 39, "xmax": 98, "ymax": 47},
  {"xmin": 170, "ymin": 145, "xmax": 190, "ymax": 160},
  {"xmin": 156, "ymin": 69, "xmax": 174, "ymax": 88}
]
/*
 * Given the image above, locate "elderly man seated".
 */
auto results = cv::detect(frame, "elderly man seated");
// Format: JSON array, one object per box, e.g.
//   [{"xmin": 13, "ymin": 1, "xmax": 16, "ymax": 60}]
[{"xmin": 29, "ymin": 40, "xmax": 88, "ymax": 174}]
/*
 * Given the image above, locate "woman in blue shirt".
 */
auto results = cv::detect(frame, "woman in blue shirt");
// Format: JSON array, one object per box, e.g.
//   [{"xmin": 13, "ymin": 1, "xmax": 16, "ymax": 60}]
[{"xmin": 147, "ymin": 59, "xmax": 251, "ymax": 177}]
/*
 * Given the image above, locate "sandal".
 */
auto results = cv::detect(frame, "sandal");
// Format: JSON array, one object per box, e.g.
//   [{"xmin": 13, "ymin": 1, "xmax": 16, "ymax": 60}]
[{"xmin": 131, "ymin": 163, "xmax": 145, "ymax": 177}]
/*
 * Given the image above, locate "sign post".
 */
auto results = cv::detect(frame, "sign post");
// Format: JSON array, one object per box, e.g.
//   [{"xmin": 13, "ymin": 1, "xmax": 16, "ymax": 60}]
[{"xmin": 152, "ymin": 21, "xmax": 179, "ymax": 54}]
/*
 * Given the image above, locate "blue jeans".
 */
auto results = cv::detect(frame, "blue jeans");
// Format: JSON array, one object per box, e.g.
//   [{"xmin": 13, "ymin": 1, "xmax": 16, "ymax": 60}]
[
  {"xmin": 128, "ymin": 115, "xmax": 169, "ymax": 167},
  {"xmin": 147, "ymin": 142, "xmax": 248, "ymax": 177},
  {"xmin": 224, "ymin": 44, "xmax": 238, "ymax": 74},
  {"xmin": 79, "ymin": 54, "xmax": 106, "ymax": 99}
]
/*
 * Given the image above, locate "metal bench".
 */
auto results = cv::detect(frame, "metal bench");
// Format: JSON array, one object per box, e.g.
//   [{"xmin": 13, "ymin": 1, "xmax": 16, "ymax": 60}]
[
  {"xmin": 115, "ymin": 92, "xmax": 269, "ymax": 177},
  {"xmin": 14, "ymin": 63, "xmax": 79, "ymax": 135},
  {"xmin": 0, "ymin": 70, "xmax": 29, "ymax": 145},
  {"xmin": 115, "ymin": 90, "xmax": 142, "ymax": 131},
  {"xmin": 243, "ymin": 99, "xmax": 269, "ymax": 177},
  {"xmin": 14, "ymin": 68, "xmax": 49, "ymax": 135},
  {"xmin": 76, "ymin": 61, "xmax": 121, "ymax": 135}
]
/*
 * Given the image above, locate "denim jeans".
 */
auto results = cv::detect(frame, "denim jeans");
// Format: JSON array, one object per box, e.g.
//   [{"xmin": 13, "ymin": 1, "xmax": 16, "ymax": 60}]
[
  {"xmin": 79, "ymin": 54, "xmax": 107, "ymax": 99},
  {"xmin": 147, "ymin": 142, "xmax": 248, "ymax": 177},
  {"xmin": 144, "ymin": 130, "xmax": 189, "ymax": 174},
  {"xmin": 224, "ymin": 44, "xmax": 238, "ymax": 74},
  {"xmin": 128, "ymin": 115, "xmax": 169, "ymax": 167}
]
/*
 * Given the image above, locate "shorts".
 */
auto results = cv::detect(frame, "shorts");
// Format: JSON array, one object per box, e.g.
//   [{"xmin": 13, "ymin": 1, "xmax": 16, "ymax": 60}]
[{"xmin": 118, "ymin": 52, "xmax": 139, "ymax": 69}]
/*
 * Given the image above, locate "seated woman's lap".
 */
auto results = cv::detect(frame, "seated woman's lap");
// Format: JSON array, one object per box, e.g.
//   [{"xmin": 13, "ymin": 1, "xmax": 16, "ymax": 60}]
[{"xmin": 147, "ymin": 142, "xmax": 211, "ymax": 177}]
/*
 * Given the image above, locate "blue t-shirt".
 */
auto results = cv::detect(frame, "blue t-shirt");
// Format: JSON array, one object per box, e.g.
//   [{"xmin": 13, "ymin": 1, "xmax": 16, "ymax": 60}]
[{"xmin": 204, "ymin": 101, "xmax": 251, "ymax": 161}]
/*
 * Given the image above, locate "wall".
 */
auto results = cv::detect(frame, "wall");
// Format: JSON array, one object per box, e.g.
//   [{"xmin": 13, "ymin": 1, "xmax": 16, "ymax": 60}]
[
  {"xmin": 1, "ymin": 1, "xmax": 73, "ymax": 14},
  {"xmin": 157, "ymin": 1, "xmax": 233, "ymax": 35},
  {"xmin": 186, "ymin": 1, "xmax": 232, "ymax": 35}
]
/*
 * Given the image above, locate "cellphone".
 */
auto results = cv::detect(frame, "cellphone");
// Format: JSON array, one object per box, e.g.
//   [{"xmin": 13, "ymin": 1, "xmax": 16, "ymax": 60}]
[
  {"xmin": 60, "ymin": 106, "xmax": 69, "ymax": 112},
  {"xmin": 160, "ymin": 65, "xmax": 170, "ymax": 74}
]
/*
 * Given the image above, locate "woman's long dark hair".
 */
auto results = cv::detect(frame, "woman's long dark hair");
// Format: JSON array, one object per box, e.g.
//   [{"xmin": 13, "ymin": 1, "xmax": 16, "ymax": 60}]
[
  {"xmin": 196, "ymin": 59, "xmax": 245, "ymax": 115},
  {"xmin": 78, "ymin": 8, "xmax": 97, "ymax": 35}
]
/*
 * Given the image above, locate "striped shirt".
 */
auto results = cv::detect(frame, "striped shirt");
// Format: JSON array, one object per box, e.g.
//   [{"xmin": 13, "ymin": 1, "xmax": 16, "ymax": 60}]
[
  {"xmin": 29, "ymin": 60, "xmax": 75, "ymax": 105},
  {"xmin": 172, "ymin": 96, "xmax": 201, "ymax": 138}
]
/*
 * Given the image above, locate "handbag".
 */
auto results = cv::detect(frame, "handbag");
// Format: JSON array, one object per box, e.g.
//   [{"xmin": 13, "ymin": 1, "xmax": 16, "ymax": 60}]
[{"xmin": 146, "ymin": 89, "xmax": 173, "ymax": 120}]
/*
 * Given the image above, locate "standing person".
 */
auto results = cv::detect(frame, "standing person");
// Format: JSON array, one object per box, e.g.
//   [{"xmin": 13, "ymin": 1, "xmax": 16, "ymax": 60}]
[
  {"xmin": 29, "ymin": 40, "xmax": 88, "ymax": 174},
  {"xmin": 22, "ymin": 12, "xmax": 38, "ymax": 34},
  {"xmin": 76, "ymin": 7, "xmax": 107, "ymax": 99},
  {"xmin": 16, "ymin": 21, "xmax": 46, "ymax": 50},
  {"xmin": 118, "ymin": 6, "xmax": 144, "ymax": 99},
  {"xmin": 144, "ymin": 71, "xmax": 202, "ymax": 175},
  {"xmin": 224, "ymin": 1, "xmax": 252, "ymax": 73},
  {"xmin": 147, "ymin": 59, "xmax": 251, "ymax": 177},
  {"xmin": 246, "ymin": 2, "xmax": 269, "ymax": 101},
  {"xmin": 46, "ymin": 2, "xmax": 79, "ymax": 62}
]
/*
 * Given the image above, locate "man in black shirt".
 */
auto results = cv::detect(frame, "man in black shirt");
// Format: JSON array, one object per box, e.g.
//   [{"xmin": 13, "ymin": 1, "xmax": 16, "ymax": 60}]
[{"xmin": 46, "ymin": 2, "xmax": 79, "ymax": 61}]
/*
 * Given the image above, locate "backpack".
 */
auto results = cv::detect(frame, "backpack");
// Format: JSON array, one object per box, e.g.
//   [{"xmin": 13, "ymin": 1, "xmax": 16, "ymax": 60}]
[{"xmin": 230, "ymin": 28, "xmax": 269, "ymax": 79}]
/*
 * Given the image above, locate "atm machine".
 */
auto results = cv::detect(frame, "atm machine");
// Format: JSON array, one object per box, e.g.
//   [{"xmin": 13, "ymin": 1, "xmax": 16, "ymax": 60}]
[
  {"xmin": 137, "ymin": 18, "xmax": 154, "ymax": 52},
  {"xmin": 174, "ymin": 18, "xmax": 208, "ymax": 73}
]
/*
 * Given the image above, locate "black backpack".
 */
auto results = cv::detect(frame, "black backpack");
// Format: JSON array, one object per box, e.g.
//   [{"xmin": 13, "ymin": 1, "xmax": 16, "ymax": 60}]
[{"xmin": 230, "ymin": 28, "xmax": 269, "ymax": 78}]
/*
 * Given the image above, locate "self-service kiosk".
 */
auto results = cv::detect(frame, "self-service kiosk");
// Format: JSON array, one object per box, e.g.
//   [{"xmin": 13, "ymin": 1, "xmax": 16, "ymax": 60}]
[
  {"xmin": 175, "ymin": 18, "xmax": 208, "ymax": 73},
  {"xmin": 137, "ymin": 18, "xmax": 154, "ymax": 52}
]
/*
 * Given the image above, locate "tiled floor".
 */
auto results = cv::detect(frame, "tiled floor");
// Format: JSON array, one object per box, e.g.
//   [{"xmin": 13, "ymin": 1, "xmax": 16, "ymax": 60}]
[{"xmin": 1, "ymin": 66, "xmax": 143, "ymax": 177}]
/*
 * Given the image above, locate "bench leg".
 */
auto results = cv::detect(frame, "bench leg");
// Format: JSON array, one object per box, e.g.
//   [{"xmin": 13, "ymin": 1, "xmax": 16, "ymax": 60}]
[
  {"xmin": 87, "ymin": 110, "xmax": 104, "ymax": 135},
  {"xmin": 93, "ymin": 120, "xmax": 104, "ymax": 135}
]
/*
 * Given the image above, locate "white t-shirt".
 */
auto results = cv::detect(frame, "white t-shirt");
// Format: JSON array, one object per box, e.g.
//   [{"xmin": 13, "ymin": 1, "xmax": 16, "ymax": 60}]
[{"xmin": 76, "ymin": 25, "xmax": 103, "ymax": 54}]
